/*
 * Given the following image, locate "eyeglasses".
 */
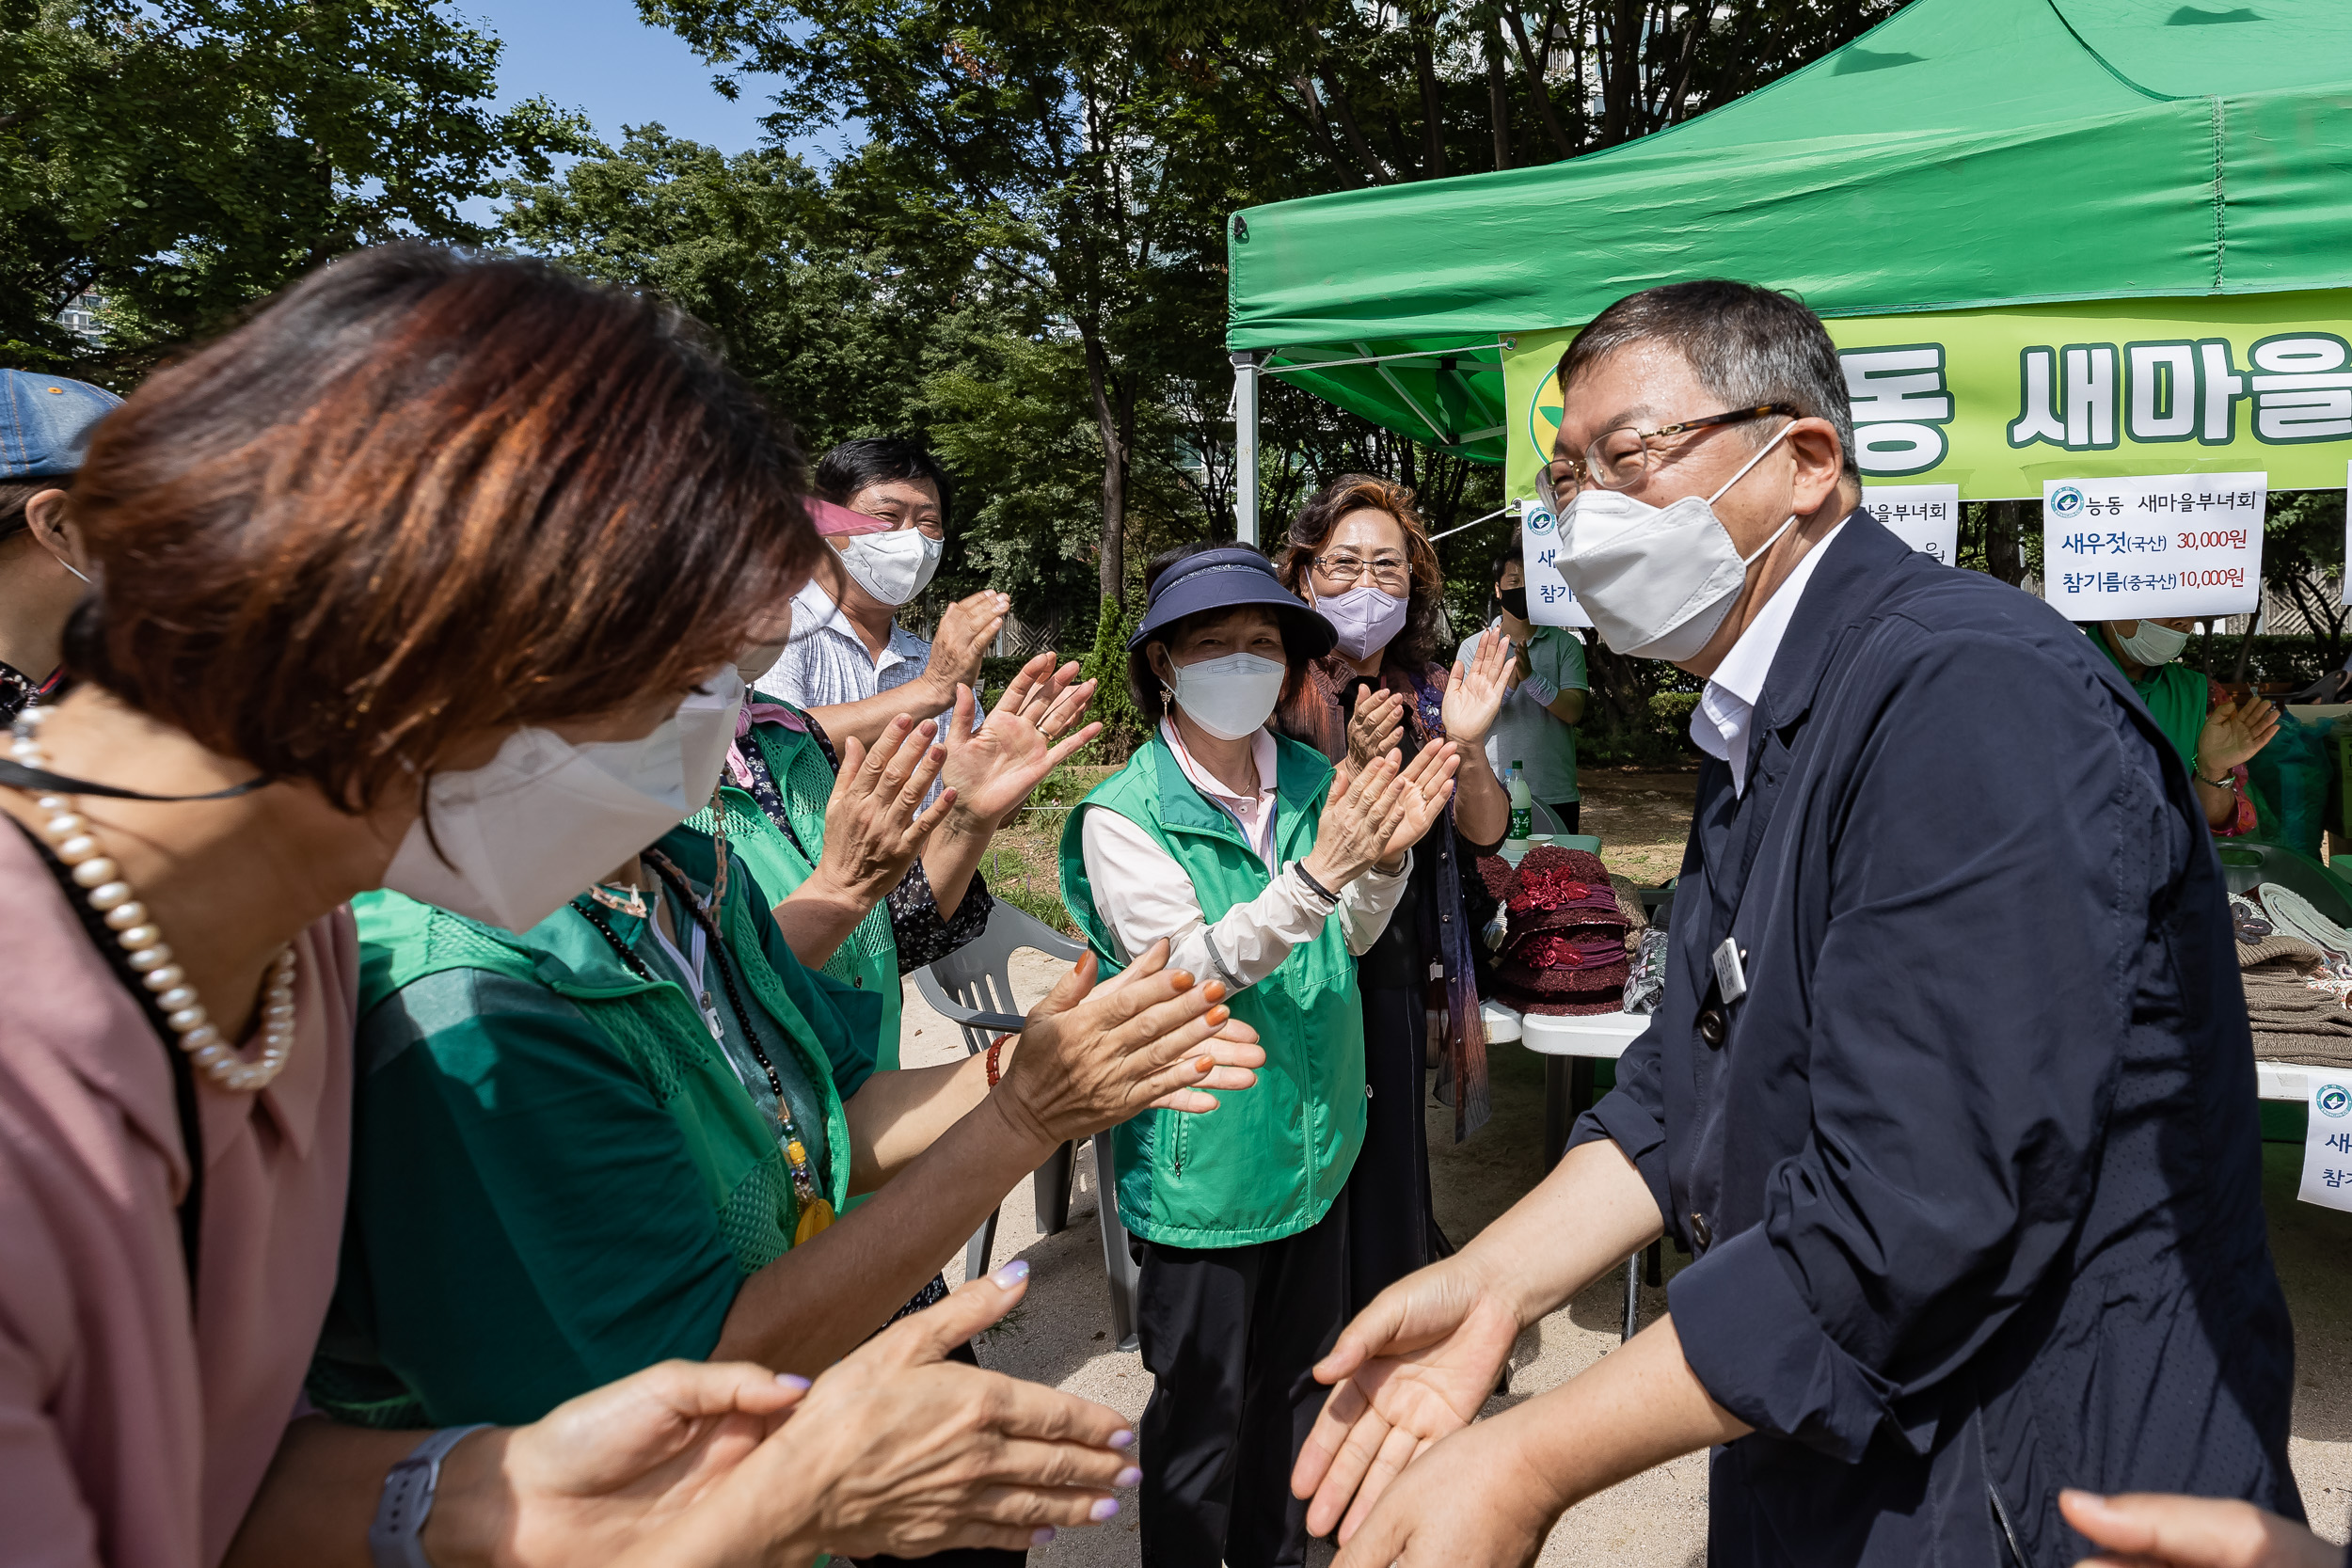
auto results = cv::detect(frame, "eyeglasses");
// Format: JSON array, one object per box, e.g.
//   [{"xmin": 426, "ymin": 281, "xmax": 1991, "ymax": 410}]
[
  {"xmin": 1313, "ymin": 552, "xmax": 1410, "ymax": 592},
  {"xmin": 1535, "ymin": 403, "xmax": 1798, "ymax": 515}
]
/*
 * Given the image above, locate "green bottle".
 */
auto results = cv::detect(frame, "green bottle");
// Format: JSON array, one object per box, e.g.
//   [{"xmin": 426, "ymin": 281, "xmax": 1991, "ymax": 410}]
[{"xmin": 1507, "ymin": 760, "xmax": 1533, "ymax": 841}]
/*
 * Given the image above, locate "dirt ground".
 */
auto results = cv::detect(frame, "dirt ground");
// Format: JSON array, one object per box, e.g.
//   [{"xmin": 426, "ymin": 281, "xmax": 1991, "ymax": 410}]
[{"xmin": 908, "ymin": 765, "xmax": 2352, "ymax": 1564}]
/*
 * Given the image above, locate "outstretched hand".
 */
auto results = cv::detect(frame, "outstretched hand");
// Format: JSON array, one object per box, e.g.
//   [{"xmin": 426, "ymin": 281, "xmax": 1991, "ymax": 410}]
[
  {"xmin": 2198, "ymin": 694, "xmax": 2280, "ymax": 779},
  {"xmin": 1291, "ymin": 1256, "xmax": 1521, "ymax": 1543},
  {"xmin": 2060, "ymin": 1490, "xmax": 2341, "ymax": 1568}
]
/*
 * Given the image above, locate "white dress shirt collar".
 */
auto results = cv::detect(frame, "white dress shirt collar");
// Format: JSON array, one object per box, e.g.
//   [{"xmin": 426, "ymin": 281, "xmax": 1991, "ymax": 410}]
[{"xmin": 1690, "ymin": 519, "xmax": 1848, "ymax": 795}]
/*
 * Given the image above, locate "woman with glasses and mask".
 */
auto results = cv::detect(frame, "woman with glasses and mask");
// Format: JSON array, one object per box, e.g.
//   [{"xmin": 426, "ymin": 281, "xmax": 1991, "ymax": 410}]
[
  {"xmin": 1271, "ymin": 478, "xmax": 1514, "ymax": 1313},
  {"xmin": 0, "ymin": 245, "xmax": 1170, "ymax": 1568},
  {"xmin": 1059, "ymin": 540, "xmax": 1462, "ymax": 1568}
]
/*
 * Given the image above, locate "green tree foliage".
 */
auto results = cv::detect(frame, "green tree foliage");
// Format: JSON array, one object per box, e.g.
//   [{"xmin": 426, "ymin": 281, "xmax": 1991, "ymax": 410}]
[{"xmin": 0, "ymin": 0, "xmax": 589, "ymax": 371}]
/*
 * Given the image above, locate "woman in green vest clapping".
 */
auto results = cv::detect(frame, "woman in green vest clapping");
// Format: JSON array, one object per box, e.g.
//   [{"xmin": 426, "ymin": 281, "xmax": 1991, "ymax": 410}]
[{"xmin": 1059, "ymin": 541, "xmax": 1460, "ymax": 1568}]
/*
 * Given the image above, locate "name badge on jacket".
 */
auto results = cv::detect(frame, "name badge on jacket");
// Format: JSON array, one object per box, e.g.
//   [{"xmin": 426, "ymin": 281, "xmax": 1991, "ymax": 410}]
[{"xmin": 1712, "ymin": 937, "xmax": 1748, "ymax": 1004}]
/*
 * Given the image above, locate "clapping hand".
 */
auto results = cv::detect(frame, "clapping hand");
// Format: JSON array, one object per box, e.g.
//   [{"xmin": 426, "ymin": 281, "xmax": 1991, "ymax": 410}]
[
  {"xmin": 938, "ymin": 650, "xmax": 1103, "ymax": 827},
  {"xmin": 807, "ymin": 715, "xmax": 953, "ymax": 909},
  {"xmin": 998, "ymin": 941, "xmax": 1265, "ymax": 1135},
  {"xmin": 1302, "ymin": 743, "xmax": 1461, "ymax": 891},
  {"xmin": 925, "ymin": 591, "xmax": 1011, "ymax": 700},
  {"xmin": 2198, "ymin": 694, "xmax": 2280, "ymax": 779},
  {"xmin": 1346, "ymin": 688, "xmax": 1407, "ymax": 773},
  {"xmin": 1441, "ymin": 630, "xmax": 1514, "ymax": 747}
]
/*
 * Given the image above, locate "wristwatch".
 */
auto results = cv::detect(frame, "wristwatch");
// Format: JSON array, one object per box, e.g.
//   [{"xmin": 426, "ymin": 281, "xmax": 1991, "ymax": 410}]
[{"xmin": 369, "ymin": 1425, "xmax": 490, "ymax": 1568}]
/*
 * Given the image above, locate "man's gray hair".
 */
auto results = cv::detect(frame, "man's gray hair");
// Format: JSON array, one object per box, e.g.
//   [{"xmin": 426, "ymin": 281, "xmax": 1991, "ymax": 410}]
[{"xmin": 1556, "ymin": 280, "xmax": 1857, "ymax": 480}]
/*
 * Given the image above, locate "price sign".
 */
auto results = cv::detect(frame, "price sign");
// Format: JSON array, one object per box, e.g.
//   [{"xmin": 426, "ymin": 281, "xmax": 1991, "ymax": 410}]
[
  {"xmin": 2298, "ymin": 1069, "xmax": 2352, "ymax": 1213},
  {"xmin": 2041, "ymin": 472, "xmax": 2266, "ymax": 620},
  {"xmin": 1518, "ymin": 499, "xmax": 1593, "ymax": 629},
  {"xmin": 1860, "ymin": 483, "xmax": 1961, "ymax": 564}
]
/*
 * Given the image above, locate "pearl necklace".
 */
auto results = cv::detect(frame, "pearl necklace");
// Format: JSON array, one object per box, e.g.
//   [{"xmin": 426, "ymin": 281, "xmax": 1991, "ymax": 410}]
[{"xmin": 9, "ymin": 707, "xmax": 296, "ymax": 1092}]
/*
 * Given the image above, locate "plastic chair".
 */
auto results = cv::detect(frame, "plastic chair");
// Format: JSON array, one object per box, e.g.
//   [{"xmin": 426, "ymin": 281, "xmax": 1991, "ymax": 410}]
[{"xmin": 914, "ymin": 900, "xmax": 1145, "ymax": 1349}]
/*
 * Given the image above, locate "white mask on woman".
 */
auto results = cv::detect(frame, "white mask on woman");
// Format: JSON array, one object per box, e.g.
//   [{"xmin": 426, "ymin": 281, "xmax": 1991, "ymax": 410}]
[
  {"xmin": 382, "ymin": 668, "xmax": 745, "ymax": 933},
  {"xmin": 835, "ymin": 528, "xmax": 943, "ymax": 607},
  {"xmin": 2116, "ymin": 620, "xmax": 2190, "ymax": 667},
  {"xmin": 1164, "ymin": 653, "xmax": 1287, "ymax": 741},
  {"xmin": 1555, "ymin": 422, "xmax": 1797, "ymax": 663},
  {"xmin": 1316, "ymin": 584, "xmax": 1408, "ymax": 663}
]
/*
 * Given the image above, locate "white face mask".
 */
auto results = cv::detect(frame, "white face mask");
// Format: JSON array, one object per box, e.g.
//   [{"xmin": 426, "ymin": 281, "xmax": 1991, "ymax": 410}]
[
  {"xmin": 382, "ymin": 669, "xmax": 745, "ymax": 934},
  {"xmin": 1163, "ymin": 652, "xmax": 1287, "ymax": 741},
  {"xmin": 834, "ymin": 527, "xmax": 943, "ymax": 607},
  {"xmin": 1316, "ymin": 584, "xmax": 1408, "ymax": 664},
  {"xmin": 1554, "ymin": 423, "xmax": 1798, "ymax": 663},
  {"xmin": 2115, "ymin": 621, "xmax": 2191, "ymax": 667}
]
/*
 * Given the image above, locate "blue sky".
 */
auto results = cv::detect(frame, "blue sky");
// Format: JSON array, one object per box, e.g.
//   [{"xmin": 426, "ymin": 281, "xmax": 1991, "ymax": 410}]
[{"xmin": 455, "ymin": 0, "xmax": 790, "ymax": 156}]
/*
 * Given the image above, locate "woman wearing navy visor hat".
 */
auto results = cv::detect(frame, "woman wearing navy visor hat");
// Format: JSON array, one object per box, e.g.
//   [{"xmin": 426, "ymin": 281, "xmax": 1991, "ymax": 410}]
[{"xmin": 1058, "ymin": 540, "xmax": 1461, "ymax": 1568}]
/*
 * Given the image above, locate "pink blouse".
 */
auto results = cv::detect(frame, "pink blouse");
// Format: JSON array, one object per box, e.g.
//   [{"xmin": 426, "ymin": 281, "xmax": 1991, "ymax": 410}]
[{"xmin": 0, "ymin": 823, "xmax": 357, "ymax": 1568}]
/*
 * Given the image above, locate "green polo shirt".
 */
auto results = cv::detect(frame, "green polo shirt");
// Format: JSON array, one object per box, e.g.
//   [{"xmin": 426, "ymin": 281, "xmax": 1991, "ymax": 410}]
[
  {"xmin": 1463, "ymin": 618, "xmax": 1588, "ymax": 803},
  {"xmin": 307, "ymin": 828, "xmax": 880, "ymax": 1430}
]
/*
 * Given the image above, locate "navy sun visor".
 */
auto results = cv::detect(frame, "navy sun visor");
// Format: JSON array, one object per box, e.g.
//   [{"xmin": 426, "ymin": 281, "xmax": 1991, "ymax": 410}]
[{"xmin": 1127, "ymin": 546, "xmax": 1338, "ymax": 660}]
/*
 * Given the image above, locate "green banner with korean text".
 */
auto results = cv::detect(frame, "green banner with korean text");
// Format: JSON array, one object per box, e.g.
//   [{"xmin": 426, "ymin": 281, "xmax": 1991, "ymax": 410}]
[{"xmin": 1501, "ymin": 291, "xmax": 2352, "ymax": 503}]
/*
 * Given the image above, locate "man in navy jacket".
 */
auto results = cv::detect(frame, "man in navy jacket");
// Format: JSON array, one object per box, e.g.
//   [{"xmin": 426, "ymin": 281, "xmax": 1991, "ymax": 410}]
[{"xmin": 1288, "ymin": 281, "xmax": 2299, "ymax": 1566}]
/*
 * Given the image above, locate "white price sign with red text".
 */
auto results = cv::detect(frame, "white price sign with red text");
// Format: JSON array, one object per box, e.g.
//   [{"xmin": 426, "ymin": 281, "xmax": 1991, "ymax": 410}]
[{"xmin": 2042, "ymin": 472, "xmax": 2266, "ymax": 621}]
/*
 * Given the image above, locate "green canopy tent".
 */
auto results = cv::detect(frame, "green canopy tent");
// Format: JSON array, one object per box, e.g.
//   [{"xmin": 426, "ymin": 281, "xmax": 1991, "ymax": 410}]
[{"xmin": 1223, "ymin": 0, "xmax": 2352, "ymax": 540}]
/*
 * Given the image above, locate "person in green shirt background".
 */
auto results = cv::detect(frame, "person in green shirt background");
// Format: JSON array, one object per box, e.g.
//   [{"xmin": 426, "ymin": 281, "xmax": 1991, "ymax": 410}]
[
  {"xmin": 1461, "ymin": 547, "xmax": 1589, "ymax": 832},
  {"xmin": 2090, "ymin": 616, "xmax": 2278, "ymax": 834}
]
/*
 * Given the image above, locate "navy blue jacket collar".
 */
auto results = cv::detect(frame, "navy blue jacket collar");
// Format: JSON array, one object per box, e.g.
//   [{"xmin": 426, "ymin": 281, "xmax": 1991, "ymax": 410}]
[{"xmin": 1752, "ymin": 508, "xmax": 1914, "ymax": 736}]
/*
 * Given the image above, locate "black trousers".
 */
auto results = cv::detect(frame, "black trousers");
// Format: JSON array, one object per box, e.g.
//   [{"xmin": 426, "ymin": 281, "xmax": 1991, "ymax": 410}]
[
  {"xmin": 855, "ymin": 1339, "xmax": 1026, "ymax": 1568},
  {"xmin": 1345, "ymin": 983, "xmax": 1449, "ymax": 1314},
  {"xmin": 1546, "ymin": 800, "xmax": 1581, "ymax": 834},
  {"xmin": 1136, "ymin": 1194, "xmax": 1349, "ymax": 1568}
]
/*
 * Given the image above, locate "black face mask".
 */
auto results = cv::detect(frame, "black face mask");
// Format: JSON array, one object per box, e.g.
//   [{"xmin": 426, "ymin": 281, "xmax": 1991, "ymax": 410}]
[{"xmin": 1498, "ymin": 585, "xmax": 1529, "ymax": 620}]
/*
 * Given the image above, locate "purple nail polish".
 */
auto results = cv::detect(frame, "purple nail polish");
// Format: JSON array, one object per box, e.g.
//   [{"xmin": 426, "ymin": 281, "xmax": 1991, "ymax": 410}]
[
  {"xmin": 991, "ymin": 1259, "xmax": 1030, "ymax": 1289},
  {"xmin": 1089, "ymin": 1497, "xmax": 1120, "ymax": 1522},
  {"xmin": 1116, "ymin": 1466, "xmax": 1142, "ymax": 1488},
  {"xmin": 1030, "ymin": 1528, "xmax": 1057, "ymax": 1546},
  {"xmin": 1108, "ymin": 1429, "xmax": 1136, "ymax": 1449},
  {"xmin": 774, "ymin": 1372, "xmax": 811, "ymax": 1391}
]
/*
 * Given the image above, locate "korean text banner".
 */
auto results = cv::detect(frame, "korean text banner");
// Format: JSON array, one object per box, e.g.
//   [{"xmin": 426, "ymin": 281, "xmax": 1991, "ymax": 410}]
[{"xmin": 1501, "ymin": 292, "xmax": 2352, "ymax": 504}]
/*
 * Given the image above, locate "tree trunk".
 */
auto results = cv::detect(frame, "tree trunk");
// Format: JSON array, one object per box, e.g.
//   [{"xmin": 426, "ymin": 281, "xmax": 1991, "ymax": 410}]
[
  {"xmin": 1082, "ymin": 327, "xmax": 1128, "ymax": 604},
  {"xmin": 1486, "ymin": 19, "xmax": 1514, "ymax": 169},
  {"xmin": 1502, "ymin": 6, "xmax": 1575, "ymax": 159},
  {"xmin": 1599, "ymin": 0, "xmax": 1638, "ymax": 147},
  {"xmin": 1410, "ymin": 8, "xmax": 1447, "ymax": 178},
  {"xmin": 1983, "ymin": 499, "xmax": 2026, "ymax": 586}
]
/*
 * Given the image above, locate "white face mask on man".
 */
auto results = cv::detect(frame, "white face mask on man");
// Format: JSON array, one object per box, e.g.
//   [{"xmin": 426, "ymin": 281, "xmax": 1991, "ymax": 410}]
[
  {"xmin": 1554, "ymin": 422, "xmax": 1799, "ymax": 663},
  {"xmin": 381, "ymin": 668, "xmax": 745, "ymax": 933},
  {"xmin": 834, "ymin": 528, "xmax": 943, "ymax": 607},
  {"xmin": 1162, "ymin": 652, "xmax": 1287, "ymax": 742}
]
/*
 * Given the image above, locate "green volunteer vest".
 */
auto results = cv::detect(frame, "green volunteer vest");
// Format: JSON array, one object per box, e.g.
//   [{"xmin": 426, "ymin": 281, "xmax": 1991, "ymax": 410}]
[
  {"xmin": 352, "ymin": 826, "xmax": 857, "ymax": 1277},
  {"xmin": 1059, "ymin": 733, "xmax": 1366, "ymax": 1247},
  {"xmin": 691, "ymin": 705, "xmax": 903, "ymax": 1072}
]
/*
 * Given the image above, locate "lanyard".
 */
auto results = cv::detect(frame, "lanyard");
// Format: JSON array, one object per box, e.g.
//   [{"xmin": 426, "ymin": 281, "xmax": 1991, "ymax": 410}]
[{"xmin": 644, "ymin": 892, "xmax": 721, "ymax": 1042}]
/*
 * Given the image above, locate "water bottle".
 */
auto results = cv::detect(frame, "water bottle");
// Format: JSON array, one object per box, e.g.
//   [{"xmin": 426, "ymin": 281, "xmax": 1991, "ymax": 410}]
[{"xmin": 1507, "ymin": 761, "xmax": 1534, "ymax": 843}]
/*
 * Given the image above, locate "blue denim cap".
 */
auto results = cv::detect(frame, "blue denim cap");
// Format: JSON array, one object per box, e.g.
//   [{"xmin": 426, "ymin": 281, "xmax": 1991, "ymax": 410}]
[
  {"xmin": 0, "ymin": 370, "xmax": 122, "ymax": 481},
  {"xmin": 1126, "ymin": 544, "xmax": 1337, "ymax": 658}
]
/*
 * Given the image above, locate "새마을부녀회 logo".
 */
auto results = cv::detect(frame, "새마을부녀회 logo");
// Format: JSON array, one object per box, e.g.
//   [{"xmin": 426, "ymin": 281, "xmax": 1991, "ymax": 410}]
[
  {"xmin": 1524, "ymin": 504, "xmax": 1556, "ymax": 536},
  {"xmin": 2050, "ymin": 485, "xmax": 2085, "ymax": 520},
  {"xmin": 2317, "ymin": 1082, "xmax": 2351, "ymax": 1119}
]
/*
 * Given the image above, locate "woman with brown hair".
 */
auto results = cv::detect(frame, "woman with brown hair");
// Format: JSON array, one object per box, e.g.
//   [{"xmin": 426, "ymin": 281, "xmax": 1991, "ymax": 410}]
[
  {"xmin": 1274, "ymin": 475, "xmax": 1514, "ymax": 1308},
  {"xmin": 0, "ymin": 245, "xmax": 1221, "ymax": 1568}
]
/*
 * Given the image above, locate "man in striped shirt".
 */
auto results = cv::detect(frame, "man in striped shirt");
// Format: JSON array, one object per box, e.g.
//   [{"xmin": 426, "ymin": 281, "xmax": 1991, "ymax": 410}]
[{"xmin": 771, "ymin": 436, "xmax": 1003, "ymax": 751}]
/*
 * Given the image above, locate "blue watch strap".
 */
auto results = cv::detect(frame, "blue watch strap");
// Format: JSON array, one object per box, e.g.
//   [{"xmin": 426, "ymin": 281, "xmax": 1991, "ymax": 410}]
[{"xmin": 369, "ymin": 1424, "xmax": 491, "ymax": 1568}]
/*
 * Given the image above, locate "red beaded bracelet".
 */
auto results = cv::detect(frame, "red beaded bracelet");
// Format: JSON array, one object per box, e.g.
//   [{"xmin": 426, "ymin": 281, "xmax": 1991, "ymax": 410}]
[{"xmin": 986, "ymin": 1036, "xmax": 1009, "ymax": 1087}]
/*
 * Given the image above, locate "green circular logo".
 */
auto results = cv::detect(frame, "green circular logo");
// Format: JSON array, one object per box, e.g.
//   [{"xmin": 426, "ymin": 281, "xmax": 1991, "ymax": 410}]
[
  {"xmin": 1527, "ymin": 363, "xmax": 1563, "ymax": 464},
  {"xmin": 2319, "ymin": 1083, "xmax": 2351, "ymax": 1118}
]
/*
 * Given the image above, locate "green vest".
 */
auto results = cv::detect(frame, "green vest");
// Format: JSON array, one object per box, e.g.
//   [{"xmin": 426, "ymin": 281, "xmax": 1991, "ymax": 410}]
[
  {"xmin": 1059, "ymin": 733, "xmax": 1366, "ymax": 1247},
  {"xmin": 692, "ymin": 705, "xmax": 903, "ymax": 1072},
  {"xmin": 352, "ymin": 825, "xmax": 860, "ymax": 1276}
]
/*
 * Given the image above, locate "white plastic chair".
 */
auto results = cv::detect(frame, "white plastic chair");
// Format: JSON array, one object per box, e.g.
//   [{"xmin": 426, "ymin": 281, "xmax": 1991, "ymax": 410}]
[{"xmin": 914, "ymin": 900, "xmax": 1144, "ymax": 1349}]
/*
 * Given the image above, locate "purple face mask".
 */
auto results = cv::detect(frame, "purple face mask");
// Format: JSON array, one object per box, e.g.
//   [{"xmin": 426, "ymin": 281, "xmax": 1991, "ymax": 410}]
[{"xmin": 1316, "ymin": 584, "xmax": 1407, "ymax": 662}]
